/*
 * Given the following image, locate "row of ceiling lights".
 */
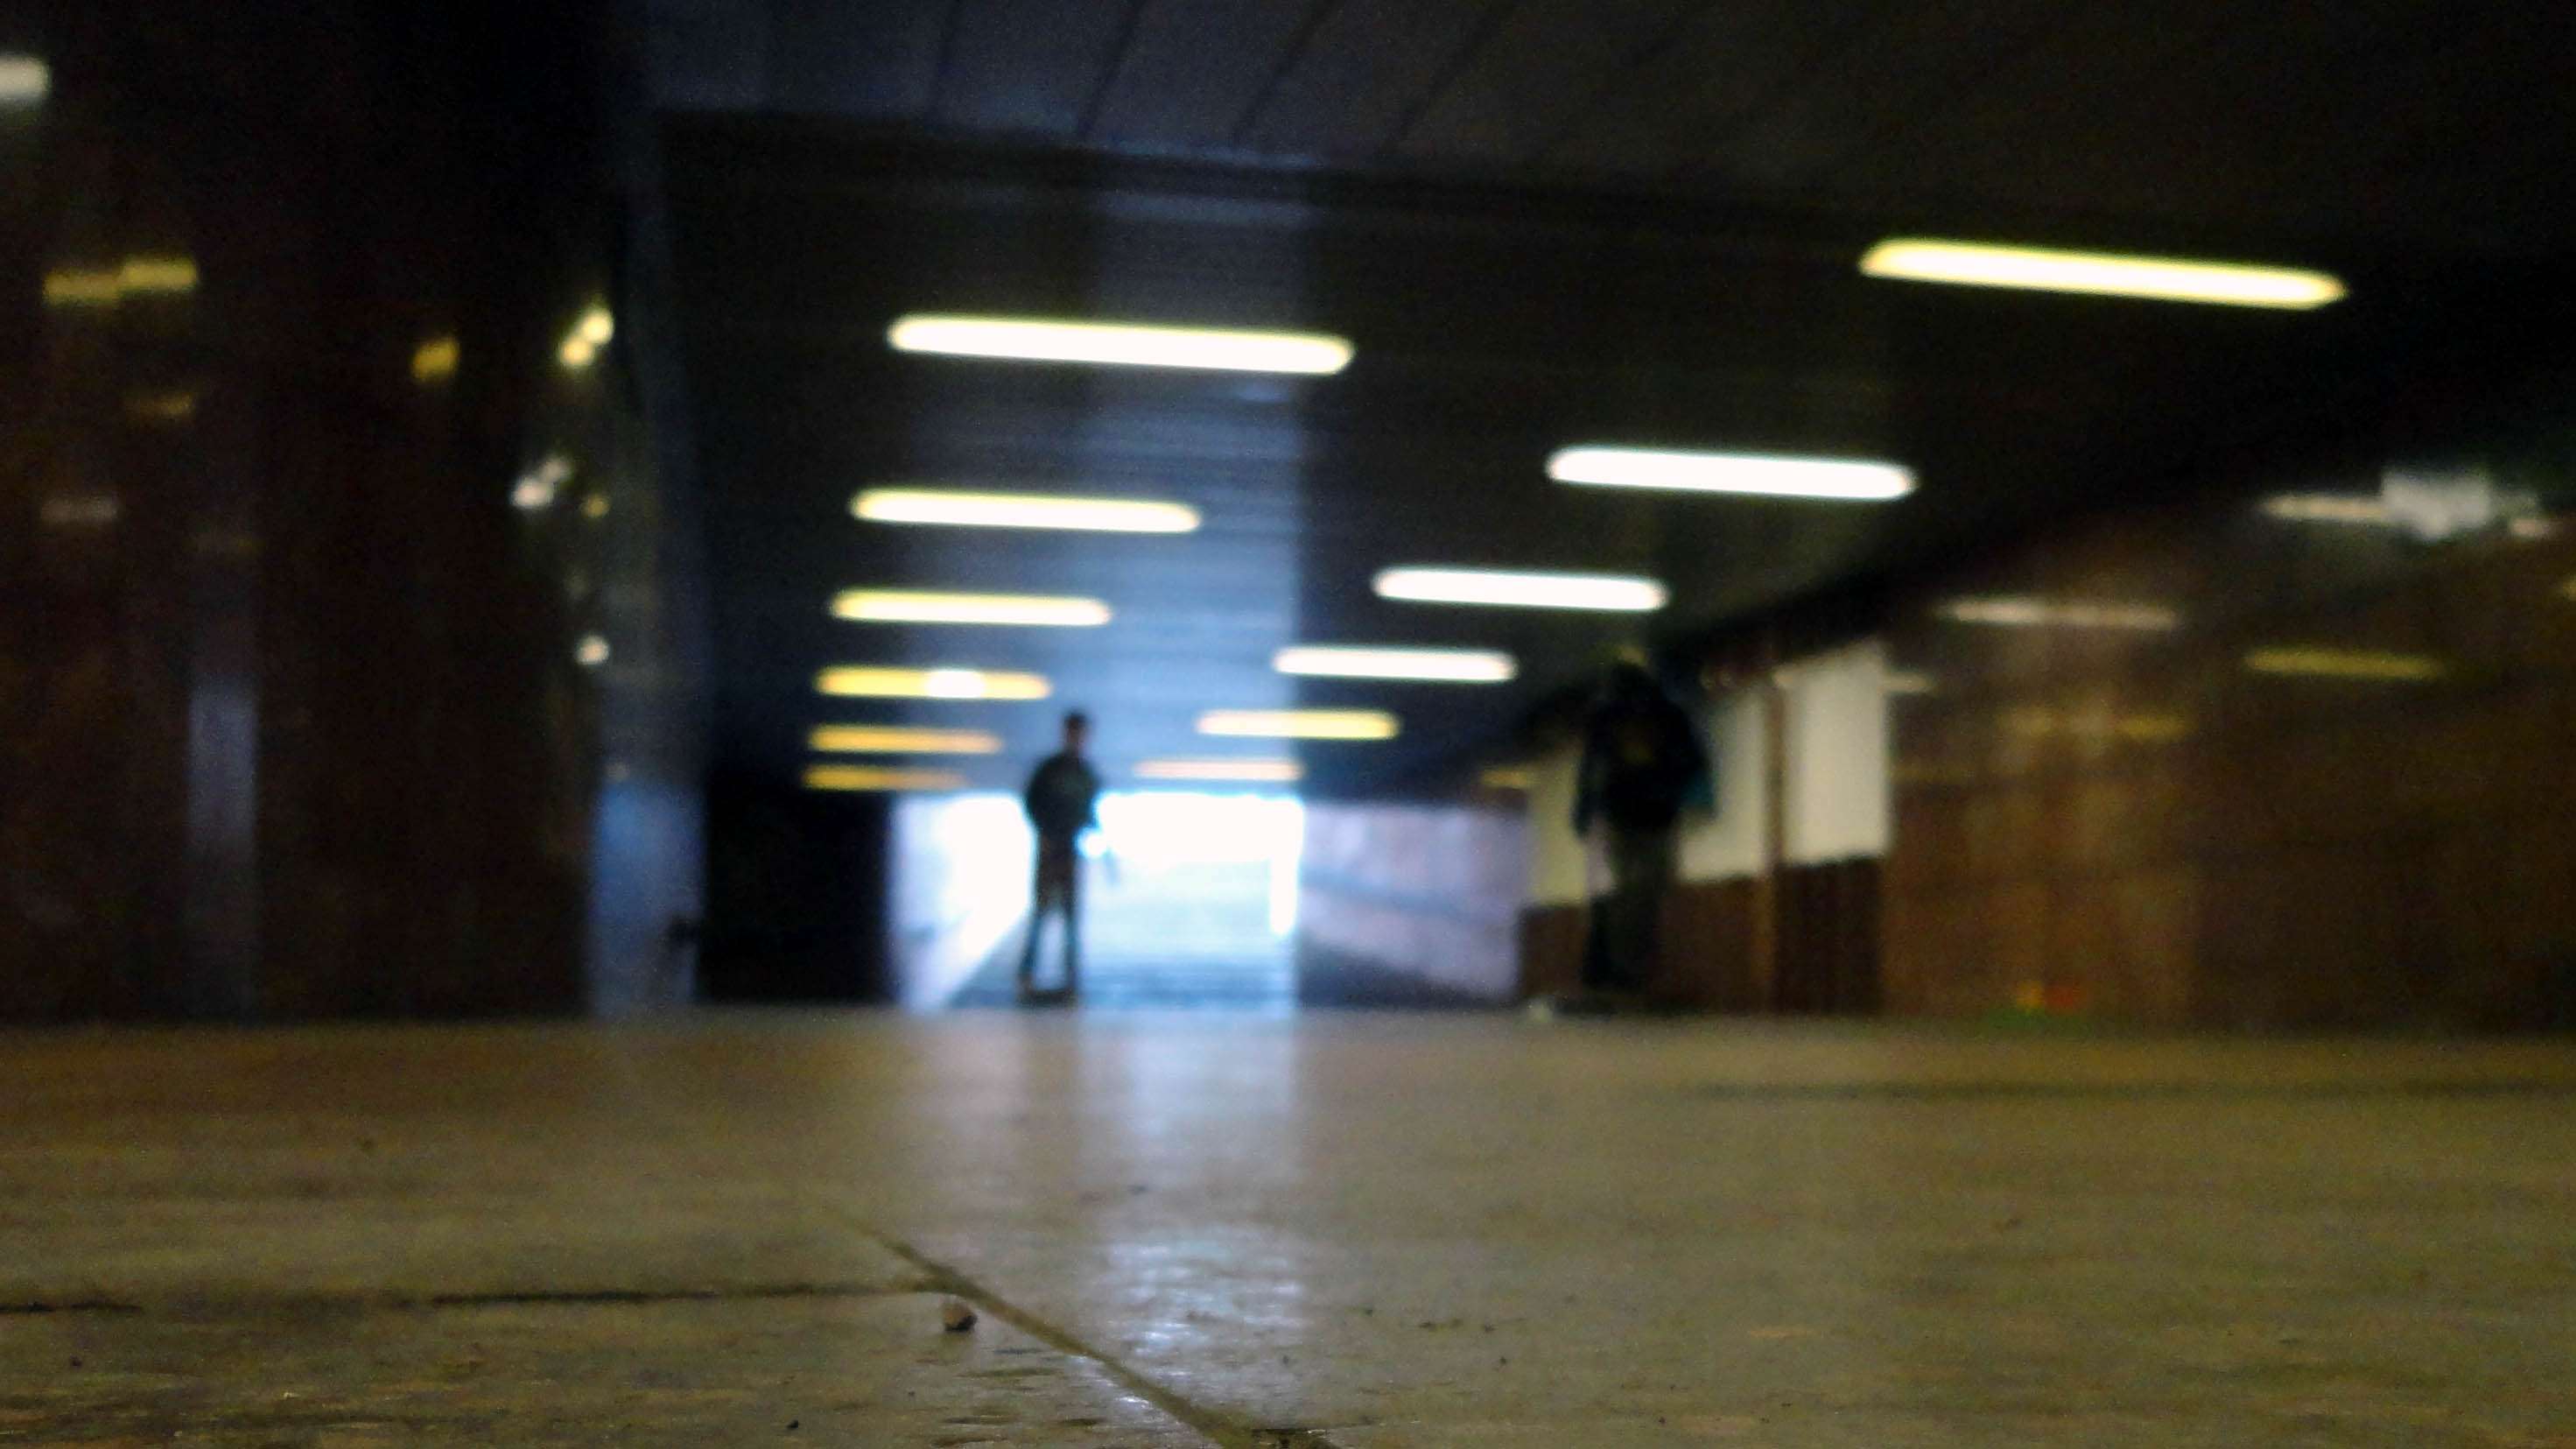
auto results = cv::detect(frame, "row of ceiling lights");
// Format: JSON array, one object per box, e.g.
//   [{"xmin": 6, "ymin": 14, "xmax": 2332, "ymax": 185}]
[{"xmin": 811, "ymin": 237, "xmax": 2351, "ymax": 791}]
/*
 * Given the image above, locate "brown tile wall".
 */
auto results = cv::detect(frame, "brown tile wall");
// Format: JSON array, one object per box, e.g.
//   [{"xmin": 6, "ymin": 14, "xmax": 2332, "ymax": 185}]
[
  {"xmin": 1883, "ymin": 395, "xmax": 2576, "ymax": 1029},
  {"xmin": 0, "ymin": 3, "xmax": 698, "ymax": 1020}
]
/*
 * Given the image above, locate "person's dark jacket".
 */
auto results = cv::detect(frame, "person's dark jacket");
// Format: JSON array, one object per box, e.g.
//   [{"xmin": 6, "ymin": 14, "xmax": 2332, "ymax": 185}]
[
  {"xmin": 1574, "ymin": 667, "xmax": 1709, "ymax": 834},
  {"xmin": 1023, "ymin": 751, "xmax": 1101, "ymax": 843}
]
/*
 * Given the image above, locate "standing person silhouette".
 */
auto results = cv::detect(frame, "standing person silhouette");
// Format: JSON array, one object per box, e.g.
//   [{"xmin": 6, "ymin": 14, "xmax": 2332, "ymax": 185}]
[
  {"xmin": 1018, "ymin": 711, "xmax": 1101, "ymax": 1003},
  {"xmin": 1573, "ymin": 652, "xmax": 1711, "ymax": 1006}
]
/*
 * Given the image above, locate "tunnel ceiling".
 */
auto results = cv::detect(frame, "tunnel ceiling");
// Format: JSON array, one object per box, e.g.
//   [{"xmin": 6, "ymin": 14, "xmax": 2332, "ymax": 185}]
[{"xmin": 650, "ymin": 0, "xmax": 2576, "ymax": 797}]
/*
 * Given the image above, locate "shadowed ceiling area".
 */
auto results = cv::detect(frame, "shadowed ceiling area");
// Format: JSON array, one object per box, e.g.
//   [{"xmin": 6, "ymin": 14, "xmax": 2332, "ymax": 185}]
[{"xmin": 650, "ymin": 0, "xmax": 2576, "ymax": 796}]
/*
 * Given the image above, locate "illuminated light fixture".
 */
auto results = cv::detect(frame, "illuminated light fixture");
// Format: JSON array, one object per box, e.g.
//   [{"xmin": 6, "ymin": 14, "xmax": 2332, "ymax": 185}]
[
  {"xmin": 1883, "ymin": 670, "xmax": 1939, "ymax": 696},
  {"xmin": 39, "ymin": 494, "xmax": 121, "ymax": 530},
  {"xmin": 831, "ymin": 589, "xmax": 1112, "ymax": 628},
  {"xmin": 1274, "ymin": 644, "xmax": 1517, "ymax": 683},
  {"xmin": 1197, "ymin": 709, "xmax": 1399, "ymax": 741},
  {"xmin": 1374, "ymin": 566, "xmax": 1667, "ymax": 614},
  {"xmin": 513, "ymin": 455, "xmax": 571, "ymax": 511},
  {"xmin": 2243, "ymin": 646, "xmax": 2446, "ymax": 682},
  {"xmin": 577, "ymin": 306, "xmax": 614, "ymax": 347},
  {"xmin": 41, "ymin": 268, "xmax": 121, "ymax": 308},
  {"xmin": 0, "ymin": 54, "xmax": 49, "ymax": 107},
  {"xmin": 1135, "ymin": 758, "xmax": 1304, "ymax": 784},
  {"xmin": 116, "ymin": 256, "xmax": 198, "ymax": 297},
  {"xmin": 887, "ymin": 314, "xmax": 1352, "ymax": 375},
  {"xmin": 559, "ymin": 334, "xmax": 599, "ymax": 370},
  {"xmin": 853, "ymin": 488, "xmax": 1200, "ymax": 535},
  {"xmin": 2507, "ymin": 516, "xmax": 2559, "ymax": 542},
  {"xmin": 575, "ymin": 634, "xmax": 611, "ymax": 668},
  {"xmin": 804, "ymin": 764, "xmax": 967, "ymax": 793},
  {"xmin": 412, "ymin": 335, "xmax": 460, "ymax": 384},
  {"xmin": 817, "ymin": 666, "xmax": 1052, "ymax": 701},
  {"xmin": 1860, "ymin": 238, "xmax": 2345, "ymax": 310},
  {"xmin": 1937, "ymin": 596, "xmax": 2181, "ymax": 631},
  {"xmin": 2115, "ymin": 715, "xmax": 2195, "ymax": 744},
  {"xmin": 1479, "ymin": 766, "xmax": 1538, "ymax": 791},
  {"xmin": 123, "ymin": 390, "xmax": 197, "ymax": 424},
  {"xmin": 2262, "ymin": 494, "xmax": 2391, "ymax": 525},
  {"xmin": 1548, "ymin": 446, "xmax": 1913, "ymax": 502},
  {"xmin": 581, "ymin": 494, "xmax": 611, "ymax": 521},
  {"xmin": 809, "ymin": 725, "xmax": 1003, "ymax": 756}
]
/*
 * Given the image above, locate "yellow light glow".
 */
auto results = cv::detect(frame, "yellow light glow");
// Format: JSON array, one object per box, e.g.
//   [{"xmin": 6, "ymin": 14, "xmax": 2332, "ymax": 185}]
[
  {"xmin": 2263, "ymin": 494, "xmax": 2390, "ymax": 525},
  {"xmin": 1374, "ymin": 566, "xmax": 1667, "ymax": 613},
  {"xmin": 832, "ymin": 590, "xmax": 1112, "ymax": 628},
  {"xmin": 1548, "ymin": 447, "xmax": 1913, "ymax": 501},
  {"xmin": 817, "ymin": 667, "xmax": 1052, "ymax": 700},
  {"xmin": 2243, "ymin": 647, "xmax": 2446, "ymax": 682},
  {"xmin": 0, "ymin": 54, "xmax": 49, "ymax": 106},
  {"xmin": 117, "ymin": 256, "xmax": 198, "ymax": 296},
  {"xmin": 123, "ymin": 390, "xmax": 197, "ymax": 424},
  {"xmin": 1937, "ymin": 596, "xmax": 2181, "ymax": 631},
  {"xmin": 581, "ymin": 495, "xmax": 611, "ymax": 521},
  {"xmin": 1135, "ymin": 758, "xmax": 1304, "ymax": 784},
  {"xmin": 578, "ymin": 307, "xmax": 614, "ymax": 346},
  {"xmin": 804, "ymin": 764, "xmax": 968, "ymax": 793},
  {"xmin": 1197, "ymin": 709, "xmax": 1399, "ymax": 741},
  {"xmin": 1479, "ymin": 766, "xmax": 1538, "ymax": 791},
  {"xmin": 41, "ymin": 268, "xmax": 121, "ymax": 307},
  {"xmin": 887, "ymin": 314, "xmax": 1352, "ymax": 375},
  {"xmin": 853, "ymin": 488, "xmax": 1200, "ymax": 534},
  {"xmin": 810, "ymin": 726, "xmax": 1004, "ymax": 756},
  {"xmin": 575, "ymin": 634, "xmax": 611, "ymax": 667},
  {"xmin": 559, "ymin": 334, "xmax": 599, "ymax": 370},
  {"xmin": 1861, "ymin": 238, "xmax": 2345, "ymax": 310},
  {"xmin": 1883, "ymin": 670, "xmax": 1938, "ymax": 696},
  {"xmin": 1274, "ymin": 645, "xmax": 1516, "ymax": 682},
  {"xmin": 412, "ymin": 335, "xmax": 460, "ymax": 383}
]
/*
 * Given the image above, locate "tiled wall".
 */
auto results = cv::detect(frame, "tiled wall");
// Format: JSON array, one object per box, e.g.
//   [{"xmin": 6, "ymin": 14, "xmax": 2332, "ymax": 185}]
[
  {"xmin": 1, "ymin": 3, "xmax": 701, "ymax": 1020},
  {"xmin": 1883, "ymin": 390, "xmax": 2576, "ymax": 1029},
  {"xmin": 1300, "ymin": 802, "xmax": 1526, "ymax": 1002}
]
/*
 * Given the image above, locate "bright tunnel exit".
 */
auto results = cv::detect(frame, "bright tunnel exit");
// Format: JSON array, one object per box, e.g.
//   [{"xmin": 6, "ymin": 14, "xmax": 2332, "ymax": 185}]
[{"xmin": 889, "ymin": 788, "xmax": 1307, "ymax": 1012}]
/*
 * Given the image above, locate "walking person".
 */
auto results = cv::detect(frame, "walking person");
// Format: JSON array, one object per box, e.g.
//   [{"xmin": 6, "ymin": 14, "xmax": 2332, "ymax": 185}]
[
  {"xmin": 1572, "ymin": 653, "xmax": 1710, "ymax": 1007},
  {"xmin": 1019, "ymin": 710, "xmax": 1101, "ymax": 1003}
]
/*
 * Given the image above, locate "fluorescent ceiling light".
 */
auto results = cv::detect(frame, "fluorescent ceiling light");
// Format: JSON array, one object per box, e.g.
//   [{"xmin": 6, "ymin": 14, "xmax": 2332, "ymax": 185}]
[
  {"xmin": 805, "ymin": 764, "xmax": 967, "ymax": 793},
  {"xmin": 412, "ymin": 335, "xmax": 460, "ymax": 384},
  {"xmin": 1883, "ymin": 670, "xmax": 1939, "ymax": 696},
  {"xmin": 1861, "ymin": 238, "xmax": 2344, "ymax": 310},
  {"xmin": 578, "ymin": 307, "xmax": 614, "ymax": 346},
  {"xmin": 117, "ymin": 256, "xmax": 197, "ymax": 296},
  {"xmin": 0, "ymin": 55, "xmax": 48, "ymax": 107},
  {"xmin": 1274, "ymin": 645, "xmax": 1517, "ymax": 683},
  {"xmin": 1937, "ymin": 596, "xmax": 2181, "ymax": 631},
  {"xmin": 42, "ymin": 268, "xmax": 120, "ymax": 308},
  {"xmin": 2243, "ymin": 647, "xmax": 2445, "ymax": 682},
  {"xmin": 2263, "ymin": 494, "xmax": 2392, "ymax": 525},
  {"xmin": 887, "ymin": 314, "xmax": 1352, "ymax": 375},
  {"xmin": 1479, "ymin": 766, "xmax": 1538, "ymax": 791},
  {"xmin": 853, "ymin": 488, "xmax": 1200, "ymax": 535},
  {"xmin": 559, "ymin": 334, "xmax": 598, "ymax": 370},
  {"xmin": 817, "ymin": 666, "xmax": 1052, "ymax": 700},
  {"xmin": 1375, "ymin": 566, "xmax": 1667, "ymax": 613},
  {"xmin": 1135, "ymin": 758, "xmax": 1304, "ymax": 784},
  {"xmin": 1197, "ymin": 709, "xmax": 1399, "ymax": 741},
  {"xmin": 832, "ymin": 589, "xmax": 1112, "ymax": 628},
  {"xmin": 1548, "ymin": 447, "xmax": 1913, "ymax": 501},
  {"xmin": 809, "ymin": 726, "xmax": 1002, "ymax": 756}
]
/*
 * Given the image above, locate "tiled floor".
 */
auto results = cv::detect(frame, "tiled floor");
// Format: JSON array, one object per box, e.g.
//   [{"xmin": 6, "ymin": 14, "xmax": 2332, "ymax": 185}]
[{"xmin": 5, "ymin": 1013, "xmax": 2574, "ymax": 1445}]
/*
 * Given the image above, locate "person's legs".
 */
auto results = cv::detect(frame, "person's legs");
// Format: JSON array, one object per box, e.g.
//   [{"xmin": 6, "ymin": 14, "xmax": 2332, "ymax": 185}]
[
  {"xmin": 1605, "ymin": 825, "xmax": 1677, "ymax": 995},
  {"xmin": 1056, "ymin": 854, "xmax": 1083, "ymax": 995},
  {"xmin": 1020, "ymin": 844, "xmax": 1063, "ymax": 990}
]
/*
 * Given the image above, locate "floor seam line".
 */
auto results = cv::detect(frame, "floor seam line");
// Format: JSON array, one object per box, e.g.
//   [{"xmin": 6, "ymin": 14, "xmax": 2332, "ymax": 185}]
[{"xmin": 865, "ymin": 1232, "xmax": 1350, "ymax": 1449}]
